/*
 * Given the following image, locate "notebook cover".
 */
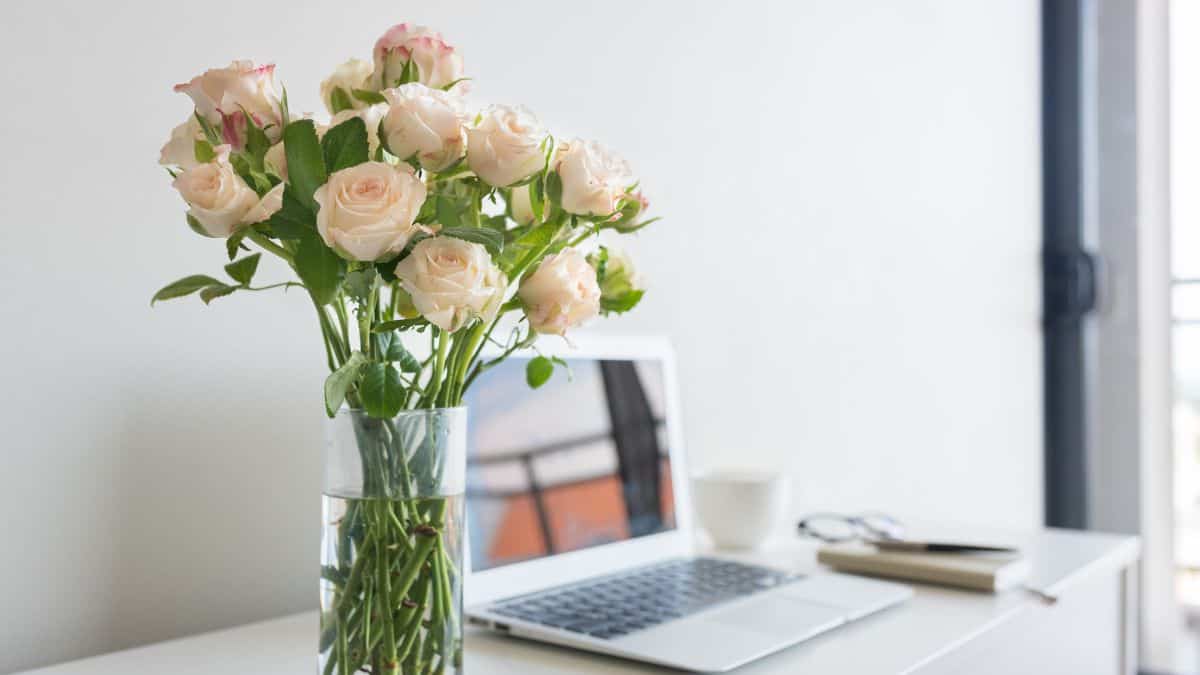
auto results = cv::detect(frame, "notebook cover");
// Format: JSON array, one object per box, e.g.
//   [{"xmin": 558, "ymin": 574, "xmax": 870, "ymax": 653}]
[{"xmin": 816, "ymin": 543, "xmax": 1031, "ymax": 592}]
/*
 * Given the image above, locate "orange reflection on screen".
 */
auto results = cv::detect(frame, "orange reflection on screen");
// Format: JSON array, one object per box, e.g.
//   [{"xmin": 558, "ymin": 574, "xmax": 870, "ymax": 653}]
[{"xmin": 487, "ymin": 461, "xmax": 675, "ymax": 564}]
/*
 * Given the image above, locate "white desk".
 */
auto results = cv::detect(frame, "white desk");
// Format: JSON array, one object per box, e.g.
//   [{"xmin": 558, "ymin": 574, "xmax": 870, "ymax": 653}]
[{"xmin": 19, "ymin": 528, "xmax": 1139, "ymax": 675}]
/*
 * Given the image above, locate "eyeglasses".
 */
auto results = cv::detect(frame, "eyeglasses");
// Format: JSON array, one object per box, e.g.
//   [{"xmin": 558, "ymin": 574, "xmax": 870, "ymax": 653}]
[{"xmin": 796, "ymin": 512, "xmax": 905, "ymax": 544}]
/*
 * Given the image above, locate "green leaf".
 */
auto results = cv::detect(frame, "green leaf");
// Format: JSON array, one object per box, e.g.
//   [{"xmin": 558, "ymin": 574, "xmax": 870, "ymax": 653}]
[
  {"xmin": 441, "ymin": 77, "xmax": 471, "ymax": 91},
  {"xmin": 323, "ymin": 352, "xmax": 367, "ymax": 417},
  {"xmin": 151, "ymin": 275, "xmax": 225, "ymax": 305},
  {"xmin": 267, "ymin": 185, "xmax": 316, "ymax": 239},
  {"xmin": 359, "ymin": 362, "xmax": 405, "ymax": 418},
  {"xmin": 549, "ymin": 355, "xmax": 573, "ymax": 381},
  {"xmin": 526, "ymin": 356, "xmax": 554, "ymax": 389},
  {"xmin": 351, "ymin": 88, "xmax": 387, "ymax": 105},
  {"xmin": 241, "ymin": 113, "xmax": 271, "ymax": 171},
  {"xmin": 615, "ymin": 216, "xmax": 662, "ymax": 234},
  {"xmin": 329, "ymin": 87, "xmax": 354, "ymax": 114},
  {"xmin": 319, "ymin": 564, "xmax": 347, "ymax": 587},
  {"xmin": 498, "ymin": 219, "xmax": 563, "ymax": 276},
  {"xmin": 590, "ymin": 246, "xmax": 610, "ymax": 282},
  {"xmin": 186, "ymin": 214, "xmax": 218, "ymax": 238},
  {"xmin": 343, "ymin": 267, "xmax": 377, "ymax": 303},
  {"xmin": 280, "ymin": 86, "xmax": 290, "ymax": 127},
  {"xmin": 439, "ymin": 226, "xmax": 504, "ymax": 254},
  {"xmin": 545, "ymin": 171, "xmax": 563, "ymax": 206},
  {"xmin": 375, "ymin": 332, "xmax": 422, "ymax": 372},
  {"xmin": 397, "ymin": 59, "xmax": 416, "ymax": 86},
  {"xmin": 199, "ymin": 284, "xmax": 237, "ymax": 304},
  {"xmin": 224, "ymin": 253, "xmax": 261, "ymax": 285},
  {"xmin": 529, "ymin": 176, "xmax": 545, "ymax": 223},
  {"xmin": 436, "ymin": 194, "xmax": 466, "ymax": 229},
  {"xmin": 225, "ymin": 229, "xmax": 250, "ymax": 260},
  {"xmin": 228, "ymin": 153, "xmax": 272, "ymax": 195},
  {"xmin": 601, "ymin": 289, "xmax": 645, "ymax": 314},
  {"xmin": 375, "ymin": 260, "xmax": 398, "ymax": 283},
  {"xmin": 193, "ymin": 139, "xmax": 216, "ymax": 163},
  {"xmin": 295, "ymin": 232, "xmax": 345, "ymax": 305},
  {"xmin": 321, "ymin": 116, "xmax": 369, "ymax": 174},
  {"xmin": 372, "ymin": 318, "xmax": 426, "ymax": 332},
  {"xmin": 282, "ymin": 119, "xmax": 326, "ymax": 211},
  {"xmin": 194, "ymin": 112, "xmax": 221, "ymax": 145}
]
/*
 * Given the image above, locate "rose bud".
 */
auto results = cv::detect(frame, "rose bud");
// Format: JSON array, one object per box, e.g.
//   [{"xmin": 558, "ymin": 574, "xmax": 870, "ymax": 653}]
[
  {"xmin": 587, "ymin": 247, "xmax": 645, "ymax": 315},
  {"xmin": 320, "ymin": 58, "xmax": 373, "ymax": 115},
  {"xmin": 174, "ymin": 61, "xmax": 284, "ymax": 148},
  {"xmin": 159, "ymin": 116, "xmax": 205, "ymax": 170},
  {"xmin": 554, "ymin": 139, "xmax": 635, "ymax": 217},
  {"xmin": 371, "ymin": 23, "xmax": 465, "ymax": 92},
  {"xmin": 518, "ymin": 249, "xmax": 601, "ymax": 335},
  {"xmin": 508, "ymin": 184, "xmax": 536, "ymax": 225}
]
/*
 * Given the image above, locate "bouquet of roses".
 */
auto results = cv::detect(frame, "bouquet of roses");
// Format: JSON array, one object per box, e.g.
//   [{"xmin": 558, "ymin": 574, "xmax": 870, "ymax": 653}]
[{"xmin": 154, "ymin": 22, "xmax": 656, "ymax": 675}]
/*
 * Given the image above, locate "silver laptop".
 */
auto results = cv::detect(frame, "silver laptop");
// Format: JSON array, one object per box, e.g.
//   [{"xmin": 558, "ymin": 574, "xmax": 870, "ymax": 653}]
[{"xmin": 463, "ymin": 337, "xmax": 910, "ymax": 672}]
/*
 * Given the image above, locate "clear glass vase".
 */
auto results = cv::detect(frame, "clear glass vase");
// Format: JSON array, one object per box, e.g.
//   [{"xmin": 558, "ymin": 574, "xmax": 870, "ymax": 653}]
[{"xmin": 320, "ymin": 408, "xmax": 466, "ymax": 675}]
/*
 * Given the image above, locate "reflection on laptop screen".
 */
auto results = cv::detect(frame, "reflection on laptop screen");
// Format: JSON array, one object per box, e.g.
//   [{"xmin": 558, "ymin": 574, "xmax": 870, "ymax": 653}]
[{"xmin": 464, "ymin": 357, "xmax": 676, "ymax": 571}]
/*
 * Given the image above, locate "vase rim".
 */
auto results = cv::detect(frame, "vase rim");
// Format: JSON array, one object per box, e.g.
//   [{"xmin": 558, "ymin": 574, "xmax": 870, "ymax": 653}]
[{"xmin": 334, "ymin": 405, "xmax": 467, "ymax": 417}]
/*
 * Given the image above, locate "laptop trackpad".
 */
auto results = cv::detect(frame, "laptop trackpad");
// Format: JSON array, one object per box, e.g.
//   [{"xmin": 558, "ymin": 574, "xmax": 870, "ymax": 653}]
[
  {"xmin": 707, "ymin": 595, "xmax": 846, "ymax": 640},
  {"xmin": 615, "ymin": 596, "xmax": 846, "ymax": 672}
]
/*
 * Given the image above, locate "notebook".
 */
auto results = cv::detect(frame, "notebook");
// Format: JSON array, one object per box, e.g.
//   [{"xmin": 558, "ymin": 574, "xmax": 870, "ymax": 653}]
[{"xmin": 816, "ymin": 542, "xmax": 1031, "ymax": 592}]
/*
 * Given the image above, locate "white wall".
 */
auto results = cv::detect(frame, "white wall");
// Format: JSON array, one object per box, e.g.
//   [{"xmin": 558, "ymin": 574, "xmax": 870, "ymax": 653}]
[{"xmin": 0, "ymin": 0, "xmax": 1042, "ymax": 671}]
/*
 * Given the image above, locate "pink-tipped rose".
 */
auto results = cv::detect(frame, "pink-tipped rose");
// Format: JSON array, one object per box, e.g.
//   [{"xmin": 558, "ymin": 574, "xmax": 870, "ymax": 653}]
[
  {"xmin": 174, "ymin": 60, "xmax": 283, "ymax": 148},
  {"xmin": 371, "ymin": 23, "xmax": 465, "ymax": 92}
]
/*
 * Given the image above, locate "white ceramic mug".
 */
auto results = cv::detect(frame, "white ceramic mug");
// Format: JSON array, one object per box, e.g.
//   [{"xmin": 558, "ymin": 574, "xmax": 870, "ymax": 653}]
[{"xmin": 691, "ymin": 468, "xmax": 790, "ymax": 550}]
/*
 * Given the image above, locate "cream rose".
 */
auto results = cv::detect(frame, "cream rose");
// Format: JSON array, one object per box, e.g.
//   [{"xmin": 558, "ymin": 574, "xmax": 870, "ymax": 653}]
[
  {"xmin": 159, "ymin": 116, "xmax": 205, "ymax": 169},
  {"xmin": 381, "ymin": 83, "xmax": 467, "ymax": 171},
  {"xmin": 518, "ymin": 249, "xmax": 601, "ymax": 335},
  {"xmin": 394, "ymin": 237, "xmax": 506, "ymax": 333},
  {"xmin": 314, "ymin": 161, "xmax": 427, "ymax": 261},
  {"xmin": 322, "ymin": 103, "xmax": 388, "ymax": 155},
  {"xmin": 372, "ymin": 24, "xmax": 466, "ymax": 92},
  {"xmin": 509, "ymin": 184, "xmax": 536, "ymax": 225},
  {"xmin": 320, "ymin": 58, "xmax": 372, "ymax": 115},
  {"xmin": 467, "ymin": 105, "xmax": 548, "ymax": 188},
  {"xmin": 171, "ymin": 146, "xmax": 259, "ymax": 238},
  {"xmin": 554, "ymin": 139, "xmax": 635, "ymax": 216},
  {"xmin": 243, "ymin": 183, "xmax": 285, "ymax": 224},
  {"xmin": 174, "ymin": 61, "xmax": 283, "ymax": 146}
]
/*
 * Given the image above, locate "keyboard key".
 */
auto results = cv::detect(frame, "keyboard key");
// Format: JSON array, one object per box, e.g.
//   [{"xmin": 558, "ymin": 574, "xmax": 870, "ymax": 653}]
[{"xmin": 486, "ymin": 558, "xmax": 798, "ymax": 640}]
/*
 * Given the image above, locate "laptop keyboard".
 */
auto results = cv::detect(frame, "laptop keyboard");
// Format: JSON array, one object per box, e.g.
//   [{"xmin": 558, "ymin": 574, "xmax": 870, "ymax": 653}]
[{"xmin": 490, "ymin": 557, "xmax": 797, "ymax": 640}]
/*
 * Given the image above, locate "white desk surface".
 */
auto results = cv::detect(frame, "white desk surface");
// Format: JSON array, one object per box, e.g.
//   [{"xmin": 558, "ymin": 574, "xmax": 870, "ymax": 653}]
[{"xmin": 19, "ymin": 527, "xmax": 1139, "ymax": 675}]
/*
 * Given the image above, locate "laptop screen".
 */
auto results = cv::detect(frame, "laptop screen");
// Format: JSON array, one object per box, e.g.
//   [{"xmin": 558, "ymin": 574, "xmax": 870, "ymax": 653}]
[{"xmin": 464, "ymin": 357, "xmax": 677, "ymax": 571}]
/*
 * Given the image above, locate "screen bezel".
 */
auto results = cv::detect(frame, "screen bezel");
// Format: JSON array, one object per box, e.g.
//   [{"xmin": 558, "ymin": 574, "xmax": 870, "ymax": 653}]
[{"xmin": 463, "ymin": 335, "xmax": 694, "ymax": 607}]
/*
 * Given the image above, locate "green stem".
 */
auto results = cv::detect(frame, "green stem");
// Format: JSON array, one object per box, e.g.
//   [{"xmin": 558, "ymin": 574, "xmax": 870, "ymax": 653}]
[
  {"xmin": 448, "ymin": 323, "xmax": 487, "ymax": 405},
  {"xmin": 374, "ymin": 504, "xmax": 400, "ymax": 674},
  {"xmin": 333, "ymin": 296, "xmax": 352, "ymax": 353},
  {"xmin": 314, "ymin": 299, "xmax": 347, "ymax": 369},
  {"xmin": 421, "ymin": 331, "xmax": 449, "ymax": 407},
  {"xmin": 244, "ymin": 281, "xmax": 304, "ymax": 292},
  {"xmin": 246, "ymin": 231, "xmax": 294, "ymax": 262}
]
